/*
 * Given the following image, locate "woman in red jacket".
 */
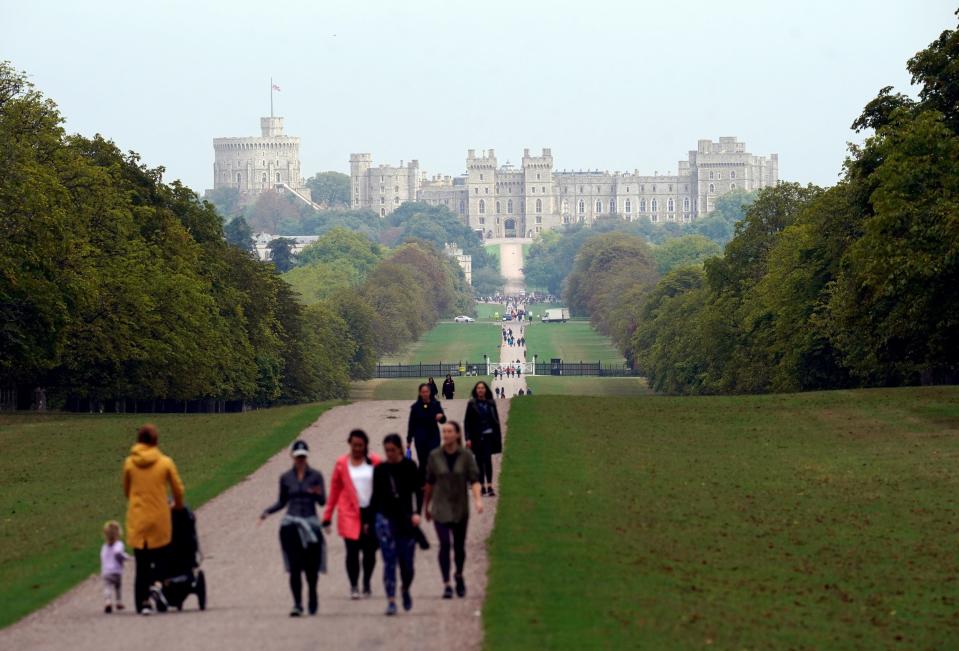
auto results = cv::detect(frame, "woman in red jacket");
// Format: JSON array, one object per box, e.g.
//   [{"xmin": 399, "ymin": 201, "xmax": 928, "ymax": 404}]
[{"xmin": 322, "ymin": 429, "xmax": 381, "ymax": 599}]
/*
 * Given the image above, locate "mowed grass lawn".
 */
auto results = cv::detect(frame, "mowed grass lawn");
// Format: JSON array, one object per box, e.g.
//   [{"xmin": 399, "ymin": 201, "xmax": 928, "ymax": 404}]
[
  {"xmin": 486, "ymin": 387, "xmax": 959, "ymax": 650},
  {"xmin": 524, "ymin": 320, "xmax": 626, "ymax": 365},
  {"xmin": 383, "ymin": 322, "xmax": 502, "ymax": 364},
  {"xmin": 0, "ymin": 403, "xmax": 334, "ymax": 628},
  {"xmin": 476, "ymin": 303, "xmax": 505, "ymax": 320},
  {"xmin": 524, "ymin": 376, "xmax": 651, "ymax": 396}
]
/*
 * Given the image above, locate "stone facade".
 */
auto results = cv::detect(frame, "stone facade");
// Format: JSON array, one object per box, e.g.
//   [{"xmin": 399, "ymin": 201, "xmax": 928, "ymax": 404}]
[
  {"xmin": 350, "ymin": 137, "xmax": 778, "ymax": 238},
  {"xmin": 211, "ymin": 117, "xmax": 312, "ymax": 204}
]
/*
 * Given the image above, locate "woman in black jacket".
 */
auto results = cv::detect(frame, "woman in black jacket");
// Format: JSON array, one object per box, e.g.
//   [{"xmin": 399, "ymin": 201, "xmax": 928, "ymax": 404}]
[
  {"xmin": 442, "ymin": 374, "xmax": 455, "ymax": 400},
  {"xmin": 371, "ymin": 433, "xmax": 423, "ymax": 616},
  {"xmin": 463, "ymin": 381, "xmax": 502, "ymax": 497},
  {"xmin": 408, "ymin": 383, "xmax": 446, "ymax": 483}
]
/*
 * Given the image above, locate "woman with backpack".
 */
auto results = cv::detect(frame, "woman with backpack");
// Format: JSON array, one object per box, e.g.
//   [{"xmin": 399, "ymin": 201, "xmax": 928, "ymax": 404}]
[{"xmin": 463, "ymin": 381, "xmax": 503, "ymax": 497}]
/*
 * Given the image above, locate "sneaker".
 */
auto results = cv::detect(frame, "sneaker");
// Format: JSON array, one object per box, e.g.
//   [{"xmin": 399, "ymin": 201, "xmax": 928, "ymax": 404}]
[
  {"xmin": 350, "ymin": 588, "xmax": 361, "ymax": 600},
  {"xmin": 455, "ymin": 574, "xmax": 466, "ymax": 598},
  {"xmin": 480, "ymin": 485, "xmax": 488, "ymax": 496},
  {"xmin": 104, "ymin": 605, "xmax": 112, "ymax": 614},
  {"xmin": 363, "ymin": 586, "xmax": 372, "ymax": 599},
  {"xmin": 385, "ymin": 602, "xmax": 397, "ymax": 616},
  {"xmin": 139, "ymin": 606, "xmax": 154, "ymax": 616},
  {"xmin": 402, "ymin": 591, "xmax": 413, "ymax": 612},
  {"xmin": 442, "ymin": 585, "xmax": 453, "ymax": 599},
  {"xmin": 487, "ymin": 487, "xmax": 496, "ymax": 497},
  {"xmin": 116, "ymin": 603, "xmax": 125, "ymax": 611},
  {"xmin": 308, "ymin": 595, "xmax": 318, "ymax": 616},
  {"xmin": 289, "ymin": 606, "xmax": 303, "ymax": 617}
]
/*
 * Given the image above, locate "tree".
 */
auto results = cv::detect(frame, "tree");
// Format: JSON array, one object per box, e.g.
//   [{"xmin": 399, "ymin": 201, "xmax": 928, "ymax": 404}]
[
  {"xmin": 246, "ymin": 191, "xmax": 300, "ymax": 233},
  {"xmin": 652, "ymin": 235, "xmax": 721, "ymax": 274},
  {"xmin": 267, "ymin": 238, "xmax": 296, "ymax": 273},
  {"xmin": 206, "ymin": 186, "xmax": 242, "ymax": 219},
  {"xmin": 224, "ymin": 216, "xmax": 254, "ymax": 253},
  {"xmin": 472, "ymin": 266, "xmax": 505, "ymax": 295},
  {"xmin": 305, "ymin": 171, "xmax": 351, "ymax": 207}
]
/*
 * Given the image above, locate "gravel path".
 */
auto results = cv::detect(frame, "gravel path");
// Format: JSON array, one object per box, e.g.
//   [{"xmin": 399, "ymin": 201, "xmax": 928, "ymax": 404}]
[{"xmin": 0, "ymin": 399, "xmax": 509, "ymax": 651}]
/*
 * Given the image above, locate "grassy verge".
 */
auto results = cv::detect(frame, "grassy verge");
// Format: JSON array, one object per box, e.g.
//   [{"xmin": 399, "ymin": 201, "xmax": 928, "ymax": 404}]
[
  {"xmin": 524, "ymin": 376, "xmax": 650, "ymax": 396},
  {"xmin": 0, "ymin": 402, "xmax": 334, "ymax": 628},
  {"xmin": 382, "ymin": 322, "xmax": 502, "ymax": 364},
  {"xmin": 476, "ymin": 303, "xmax": 505, "ymax": 320},
  {"xmin": 524, "ymin": 320, "xmax": 626, "ymax": 365},
  {"xmin": 486, "ymin": 387, "xmax": 959, "ymax": 649}
]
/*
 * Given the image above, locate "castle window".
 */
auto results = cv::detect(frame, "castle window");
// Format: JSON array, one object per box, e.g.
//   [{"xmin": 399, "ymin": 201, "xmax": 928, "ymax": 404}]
[
  {"xmin": 609, "ymin": 199, "xmax": 615, "ymax": 213},
  {"xmin": 276, "ymin": 173, "xmax": 281, "ymax": 182},
  {"xmin": 535, "ymin": 215, "xmax": 542, "ymax": 224},
  {"xmin": 262, "ymin": 174, "xmax": 267, "ymax": 183},
  {"xmin": 668, "ymin": 185, "xmax": 673, "ymax": 192},
  {"xmin": 683, "ymin": 197, "xmax": 690, "ymax": 211},
  {"xmin": 595, "ymin": 200, "xmax": 602, "ymax": 213},
  {"xmin": 709, "ymin": 171, "xmax": 714, "ymax": 180},
  {"xmin": 639, "ymin": 199, "xmax": 646, "ymax": 212},
  {"xmin": 536, "ymin": 173, "xmax": 541, "ymax": 180},
  {"xmin": 651, "ymin": 199, "xmax": 658, "ymax": 212},
  {"xmin": 459, "ymin": 200, "xmax": 465, "ymax": 213},
  {"xmin": 625, "ymin": 199, "xmax": 631, "ymax": 213},
  {"xmin": 542, "ymin": 186, "xmax": 546, "ymax": 193},
  {"xmin": 236, "ymin": 173, "xmax": 241, "ymax": 184},
  {"xmin": 380, "ymin": 197, "xmax": 385, "ymax": 204},
  {"xmin": 717, "ymin": 172, "xmax": 723, "ymax": 180},
  {"xmin": 394, "ymin": 186, "xmax": 399, "ymax": 192},
  {"xmin": 480, "ymin": 174, "xmax": 483, "ymax": 180},
  {"xmin": 684, "ymin": 185, "xmax": 688, "ymax": 191},
  {"xmin": 640, "ymin": 185, "xmax": 645, "ymax": 192},
  {"xmin": 578, "ymin": 200, "xmax": 585, "ymax": 213},
  {"xmin": 496, "ymin": 201, "xmax": 501, "ymax": 213},
  {"xmin": 626, "ymin": 186, "xmax": 630, "ymax": 192},
  {"xmin": 394, "ymin": 197, "xmax": 400, "ymax": 204},
  {"xmin": 474, "ymin": 188, "xmax": 478, "ymax": 194},
  {"xmin": 652, "ymin": 185, "xmax": 656, "ymax": 192},
  {"xmin": 730, "ymin": 170, "xmax": 736, "ymax": 179},
  {"xmin": 507, "ymin": 199, "xmax": 513, "ymax": 213},
  {"xmin": 709, "ymin": 183, "xmax": 715, "ymax": 193},
  {"xmin": 381, "ymin": 208, "xmax": 386, "ymax": 217},
  {"xmin": 479, "ymin": 199, "xmax": 486, "ymax": 214},
  {"xmin": 667, "ymin": 198, "xmax": 674, "ymax": 212},
  {"xmin": 535, "ymin": 198, "xmax": 542, "ymax": 213},
  {"xmin": 484, "ymin": 187, "xmax": 489, "ymax": 194},
  {"xmin": 531, "ymin": 186, "xmax": 536, "ymax": 193},
  {"xmin": 479, "ymin": 217, "xmax": 485, "ymax": 224},
  {"xmin": 579, "ymin": 186, "xmax": 583, "ymax": 193},
  {"xmin": 730, "ymin": 182, "xmax": 736, "ymax": 190}
]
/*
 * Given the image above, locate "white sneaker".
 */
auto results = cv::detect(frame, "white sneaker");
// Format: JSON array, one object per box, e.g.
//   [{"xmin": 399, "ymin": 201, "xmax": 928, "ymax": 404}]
[{"xmin": 140, "ymin": 606, "xmax": 154, "ymax": 616}]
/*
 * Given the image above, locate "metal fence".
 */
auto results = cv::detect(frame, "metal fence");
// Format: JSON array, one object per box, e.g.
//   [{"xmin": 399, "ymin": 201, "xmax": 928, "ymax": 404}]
[
  {"xmin": 532, "ymin": 361, "xmax": 639, "ymax": 377},
  {"xmin": 374, "ymin": 362, "xmax": 486, "ymax": 379}
]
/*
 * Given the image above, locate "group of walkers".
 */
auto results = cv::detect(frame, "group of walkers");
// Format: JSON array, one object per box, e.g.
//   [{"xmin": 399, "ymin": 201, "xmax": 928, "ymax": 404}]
[{"xmin": 257, "ymin": 379, "xmax": 502, "ymax": 616}]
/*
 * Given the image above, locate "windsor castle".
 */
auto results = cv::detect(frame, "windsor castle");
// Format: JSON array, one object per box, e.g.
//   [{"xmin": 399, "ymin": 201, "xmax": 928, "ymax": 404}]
[{"xmin": 351, "ymin": 138, "xmax": 778, "ymax": 238}]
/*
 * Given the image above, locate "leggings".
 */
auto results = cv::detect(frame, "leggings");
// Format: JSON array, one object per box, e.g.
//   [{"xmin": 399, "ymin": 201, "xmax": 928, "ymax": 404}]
[
  {"xmin": 280, "ymin": 525, "xmax": 320, "ymax": 610},
  {"xmin": 473, "ymin": 442, "xmax": 494, "ymax": 486},
  {"xmin": 103, "ymin": 573, "xmax": 122, "ymax": 603},
  {"xmin": 374, "ymin": 514, "xmax": 416, "ymax": 599},
  {"xmin": 344, "ymin": 511, "xmax": 378, "ymax": 590},
  {"xmin": 134, "ymin": 545, "xmax": 166, "ymax": 609},
  {"xmin": 434, "ymin": 519, "xmax": 468, "ymax": 583}
]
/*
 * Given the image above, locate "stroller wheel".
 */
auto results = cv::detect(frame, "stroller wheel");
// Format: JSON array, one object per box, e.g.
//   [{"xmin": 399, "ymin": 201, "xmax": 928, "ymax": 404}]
[{"xmin": 196, "ymin": 570, "xmax": 207, "ymax": 611}]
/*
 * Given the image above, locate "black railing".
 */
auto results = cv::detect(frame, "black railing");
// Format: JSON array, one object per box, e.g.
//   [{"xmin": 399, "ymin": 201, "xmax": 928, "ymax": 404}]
[
  {"xmin": 533, "ymin": 362, "xmax": 638, "ymax": 377},
  {"xmin": 374, "ymin": 362, "xmax": 486, "ymax": 379}
]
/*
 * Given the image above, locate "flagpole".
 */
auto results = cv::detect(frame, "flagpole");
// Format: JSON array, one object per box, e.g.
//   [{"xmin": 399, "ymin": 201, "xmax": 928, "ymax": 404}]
[{"xmin": 270, "ymin": 76, "xmax": 274, "ymax": 119}]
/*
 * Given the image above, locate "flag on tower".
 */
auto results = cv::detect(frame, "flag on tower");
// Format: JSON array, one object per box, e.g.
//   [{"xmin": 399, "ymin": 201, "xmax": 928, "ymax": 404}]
[{"xmin": 272, "ymin": 83, "xmax": 281, "ymax": 91}]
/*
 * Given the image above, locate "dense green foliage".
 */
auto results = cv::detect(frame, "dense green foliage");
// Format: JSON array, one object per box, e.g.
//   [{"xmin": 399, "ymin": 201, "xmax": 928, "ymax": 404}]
[
  {"xmin": 304, "ymin": 170, "xmax": 350, "ymax": 207},
  {"xmin": 565, "ymin": 16, "xmax": 959, "ymax": 393},
  {"xmin": 0, "ymin": 402, "xmax": 333, "ymax": 627},
  {"xmin": 486, "ymin": 388, "xmax": 959, "ymax": 649}
]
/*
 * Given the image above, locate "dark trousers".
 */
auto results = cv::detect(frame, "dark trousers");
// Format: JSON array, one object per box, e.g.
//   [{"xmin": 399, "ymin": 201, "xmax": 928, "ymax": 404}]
[
  {"xmin": 280, "ymin": 525, "xmax": 320, "ymax": 611},
  {"xmin": 434, "ymin": 519, "xmax": 468, "ymax": 583},
  {"xmin": 134, "ymin": 545, "xmax": 167, "ymax": 609},
  {"xmin": 374, "ymin": 514, "xmax": 416, "ymax": 599},
  {"xmin": 415, "ymin": 442, "xmax": 436, "ymax": 485},
  {"xmin": 345, "ymin": 510, "xmax": 378, "ymax": 590},
  {"xmin": 473, "ymin": 441, "xmax": 494, "ymax": 486}
]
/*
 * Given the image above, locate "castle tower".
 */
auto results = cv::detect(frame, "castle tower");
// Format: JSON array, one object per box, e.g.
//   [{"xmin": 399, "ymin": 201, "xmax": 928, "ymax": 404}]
[
  {"xmin": 350, "ymin": 153, "xmax": 372, "ymax": 209},
  {"xmin": 522, "ymin": 147, "xmax": 555, "ymax": 237},
  {"xmin": 466, "ymin": 149, "xmax": 497, "ymax": 232}
]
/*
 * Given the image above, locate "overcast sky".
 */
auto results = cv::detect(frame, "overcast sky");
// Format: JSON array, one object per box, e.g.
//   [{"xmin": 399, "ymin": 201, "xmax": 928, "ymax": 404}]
[{"xmin": 2, "ymin": 0, "xmax": 954, "ymax": 192}]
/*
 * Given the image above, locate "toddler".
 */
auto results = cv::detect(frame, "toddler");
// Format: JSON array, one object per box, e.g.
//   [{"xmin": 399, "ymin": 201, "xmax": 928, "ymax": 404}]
[{"xmin": 100, "ymin": 520, "xmax": 129, "ymax": 613}]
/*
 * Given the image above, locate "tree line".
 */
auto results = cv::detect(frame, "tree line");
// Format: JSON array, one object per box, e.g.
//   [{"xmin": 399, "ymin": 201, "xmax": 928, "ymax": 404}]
[
  {"xmin": 563, "ymin": 15, "xmax": 959, "ymax": 394},
  {"xmin": 0, "ymin": 63, "xmax": 471, "ymax": 410}
]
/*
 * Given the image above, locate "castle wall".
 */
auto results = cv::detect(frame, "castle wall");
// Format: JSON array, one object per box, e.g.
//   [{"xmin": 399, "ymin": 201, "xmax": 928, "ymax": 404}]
[{"xmin": 210, "ymin": 117, "xmax": 309, "ymax": 201}]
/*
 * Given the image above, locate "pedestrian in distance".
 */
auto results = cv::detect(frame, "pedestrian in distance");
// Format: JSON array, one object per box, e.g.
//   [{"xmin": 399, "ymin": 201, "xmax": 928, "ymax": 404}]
[
  {"xmin": 371, "ymin": 434, "xmax": 423, "ymax": 616},
  {"xmin": 100, "ymin": 520, "xmax": 130, "ymax": 613},
  {"xmin": 424, "ymin": 421, "xmax": 484, "ymax": 599},
  {"xmin": 408, "ymin": 383, "xmax": 447, "ymax": 484},
  {"xmin": 323, "ymin": 430, "xmax": 380, "ymax": 600},
  {"xmin": 427, "ymin": 377, "xmax": 439, "ymax": 400},
  {"xmin": 123, "ymin": 423, "xmax": 185, "ymax": 616},
  {"xmin": 260, "ymin": 440, "xmax": 326, "ymax": 617},
  {"xmin": 464, "ymin": 381, "xmax": 503, "ymax": 497},
  {"xmin": 442, "ymin": 374, "xmax": 455, "ymax": 400}
]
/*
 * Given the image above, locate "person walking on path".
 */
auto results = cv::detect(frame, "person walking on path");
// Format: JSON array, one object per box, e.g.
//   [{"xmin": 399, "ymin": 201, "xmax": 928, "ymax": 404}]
[
  {"xmin": 407, "ymin": 383, "xmax": 446, "ymax": 482},
  {"xmin": 464, "ymin": 381, "xmax": 503, "ymax": 497},
  {"xmin": 123, "ymin": 423, "xmax": 185, "ymax": 616},
  {"xmin": 442, "ymin": 374, "xmax": 455, "ymax": 400},
  {"xmin": 100, "ymin": 520, "xmax": 130, "ymax": 614},
  {"xmin": 371, "ymin": 433, "xmax": 423, "ymax": 616},
  {"xmin": 260, "ymin": 440, "xmax": 327, "ymax": 617},
  {"xmin": 427, "ymin": 377, "xmax": 439, "ymax": 400},
  {"xmin": 323, "ymin": 430, "xmax": 380, "ymax": 599},
  {"xmin": 424, "ymin": 421, "xmax": 484, "ymax": 599}
]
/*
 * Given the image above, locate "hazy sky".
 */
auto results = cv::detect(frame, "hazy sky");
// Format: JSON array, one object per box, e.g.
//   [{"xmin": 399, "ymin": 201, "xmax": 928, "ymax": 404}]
[{"xmin": 2, "ymin": 0, "xmax": 954, "ymax": 192}]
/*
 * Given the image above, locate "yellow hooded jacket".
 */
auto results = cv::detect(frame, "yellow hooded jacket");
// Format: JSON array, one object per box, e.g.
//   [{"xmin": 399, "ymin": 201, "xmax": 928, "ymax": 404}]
[{"xmin": 123, "ymin": 443, "xmax": 185, "ymax": 549}]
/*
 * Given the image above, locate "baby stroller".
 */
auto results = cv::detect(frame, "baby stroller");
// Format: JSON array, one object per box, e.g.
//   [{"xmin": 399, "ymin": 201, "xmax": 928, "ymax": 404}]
[{"xmin": 156, "ymin": 506, "xmax": 207, "ymax": 611}]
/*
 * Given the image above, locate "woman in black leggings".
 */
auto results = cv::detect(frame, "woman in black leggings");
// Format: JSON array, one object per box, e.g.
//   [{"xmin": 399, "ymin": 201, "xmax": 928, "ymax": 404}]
[
  {"xmin": 463, "ymin": 381, "xmax": 503, "ymax": 496},
  {"xmin": 260, "ymin": 440, "xmax": 326, "ymax": 616},
  {"xmin": 424, "ymin": 421, "xmax": 483, "ymax": 598}
]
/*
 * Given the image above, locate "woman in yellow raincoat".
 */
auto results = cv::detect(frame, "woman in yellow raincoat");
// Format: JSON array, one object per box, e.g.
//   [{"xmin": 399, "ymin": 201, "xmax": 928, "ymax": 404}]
[{"xmin": 123, "ymin": 423, "xmax": 185, "ymax": 615}]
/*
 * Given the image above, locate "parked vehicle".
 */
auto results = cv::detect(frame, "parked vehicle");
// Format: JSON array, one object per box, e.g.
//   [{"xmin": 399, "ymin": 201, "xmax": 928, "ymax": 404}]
[
  {"xmin": 454, "ymin": 315, "xmax": 475, "ymax": 323},
  {"xmin": 541, "ymin": 308, "xmax": 570, "ymax": 323}
]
